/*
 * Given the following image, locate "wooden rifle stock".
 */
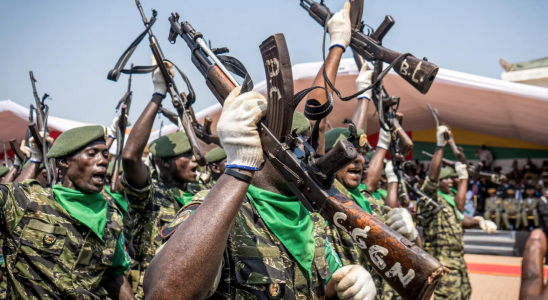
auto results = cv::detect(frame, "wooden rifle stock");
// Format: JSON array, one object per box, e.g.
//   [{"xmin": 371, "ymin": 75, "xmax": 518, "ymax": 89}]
[
  {"xmin": 28, "ymin": 122, "xmax": 44, "ymax": 153},
  {"xmin": 205, "ymin": 65, "xmax": 236, "ymax": 103},
  {"xmin": 9, "ymin": 140, "xmax": 24, "ymax": 163}
]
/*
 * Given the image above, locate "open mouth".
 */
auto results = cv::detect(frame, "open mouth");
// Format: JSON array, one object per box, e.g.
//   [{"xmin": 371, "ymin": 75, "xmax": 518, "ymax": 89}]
[
  {"xmin": 190, "ymin": 165, "xmax": 198, "ymax": 176},
  {"xmin": 347, "ymin": 166, "xmax": 362, "ymax": 180},
  {"xmin": 92, "ymin": 171, "xmax": 106, "ymax": 185}
]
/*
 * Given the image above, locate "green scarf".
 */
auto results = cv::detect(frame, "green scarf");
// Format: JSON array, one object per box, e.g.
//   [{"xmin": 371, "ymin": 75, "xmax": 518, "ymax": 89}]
[
  {"xmin": 348, "ymin": 183, "xmax": 373, "ymax": 214},
  {"xmin": 53, "ymin": 185, "xmax": 108, "ymax": 241},
  {"xmin": 246, "ymin": 185, "xmax": 315, "ymax": 278},
  {"xmin": 170, "ymin": 188, "xmax": 195, "ymax": 206},
  {"xmin": 104, "ymin": 186, "xmax": 127, "ymax": 214},
  {"xmin": 360, "ymin": 183, "xmax": 387, "ymax": 201},
  {"xmin": 437, "ymin": 190, "xmax": 464, "ymax": 220}
]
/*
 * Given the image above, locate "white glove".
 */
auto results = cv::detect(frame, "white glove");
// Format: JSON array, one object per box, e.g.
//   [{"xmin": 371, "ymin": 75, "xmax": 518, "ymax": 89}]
[
  {"xmin": 356, "ymin": 64, "xmax": 373, "ymax": 100},
  {"xmin": 327, "ymin": 1, "xmax": 352, "ymax": 50},
  {"xmin": 377, "ymin": 128, "xmax": 391, "ymax": 150},
  {"xmin": 436, "ymin": 125, "xmax": 449, "ymax": 147},
  {"xmin": 455, "ymin": 162, "xmax": 468, "ymax": 180},
  {"xmin": 474, "ymin": 216, "xmax": 497, "ymax": 234},
  {"xmin": 107, "ymin": 114, "xmax": 132, "ymax": 139},
  {"xmin": 384, "ymin": 161, "xmax": 398, "ymax": 184},
  {"xmin": 151, "ymin": 55, "xmax": 175, "ymax": 96},
  {"xmin": 25, "ymin": 134, "xmax": 53, "ymax": 163},
  {"xmin": 386, "ymin": 208, "xmax": 418, "ymax": 241},
  {"xmin": 217, "ymin": 86, "xmax": 267, "ymax": 170},
  {"xmin": 331, "ymin": 265, "xmax": 376, "ymax": 300}
]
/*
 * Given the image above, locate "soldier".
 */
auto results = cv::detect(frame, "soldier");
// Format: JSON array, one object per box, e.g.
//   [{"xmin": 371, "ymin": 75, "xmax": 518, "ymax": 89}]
[
  {"xmin": 121, "ymin": 58, "xmax": 201, "ymax": 299},
  {"xmin": 0, "ymin": 125, "xmax": 133, "ymax": 299},
  {"xmin": 483, "ymin": 188, "xmax": 503, "ymax": 228},
  {"xmin": 522, "ymin": 187, "xmax": 540, "ymax": 229},
  {"xmin": 205, "ymin": 146, "xmax": 227, "ymax": 184},
  {"xmin": 502, "ymin": 189, "xmax": 521, "ymax": 230},
  {"xmin": 419, "ymin": 125, "xmax": 497, "ymax": 300}
]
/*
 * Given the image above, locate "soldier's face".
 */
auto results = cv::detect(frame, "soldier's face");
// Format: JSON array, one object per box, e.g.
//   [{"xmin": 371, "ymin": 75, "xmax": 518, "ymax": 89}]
[
  {"xmin": 336, "ymin": 152, "xmax": 365, "ymax": 189},
  {"xmin": 439, "ymin": 178, "xmax": 452, "ymax": 193},
  {"xmin": 62, "ymin": 140, "xmax": 109, "ymax": 193},
  {"xmin": 172, "ymin": 153, "xmax": 199, "ymax": 183}
]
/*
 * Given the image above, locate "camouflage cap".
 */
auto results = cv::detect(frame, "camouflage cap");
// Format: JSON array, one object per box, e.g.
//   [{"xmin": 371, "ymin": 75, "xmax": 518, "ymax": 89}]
[
  {"xmin": 292, "ymin": 111, "xmax": 310, "ymax": 136},
  {"xmin": 107, "ymin": 160, "xmax": 123, "ymax": 175},
  {"xmin": 439, "ymin": 167, "xmax": 456, "ymax": 180},
  {"xmin": 0, "ymin": 166, "xmax": 9, "ymax": 177},
  {"xmin": 206, "ymin": 146, "xmax": 227, "ymax": 164},
  {"xmin": 149, "ymin": 131, "xmax": 191, "ymax": 158},
  {"xmin": 47, "ymin": 125, "xmax": 106, "ymax": 158},
  {"xmin": 325, "ymin": 127, "xmax": 365, "ymax": 152}
]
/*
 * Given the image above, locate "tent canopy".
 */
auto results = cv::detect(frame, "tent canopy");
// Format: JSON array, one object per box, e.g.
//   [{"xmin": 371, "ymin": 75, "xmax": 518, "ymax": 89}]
[{"xmin": 159, "ymin": 58, "xmax": 548, "ymax": 147}]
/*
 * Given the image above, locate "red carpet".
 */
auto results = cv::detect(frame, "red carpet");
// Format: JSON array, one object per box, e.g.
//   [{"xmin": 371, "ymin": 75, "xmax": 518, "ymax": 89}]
[{"xmin": 467, "ymin": 262, "xmax": 548, "ymax": 277}]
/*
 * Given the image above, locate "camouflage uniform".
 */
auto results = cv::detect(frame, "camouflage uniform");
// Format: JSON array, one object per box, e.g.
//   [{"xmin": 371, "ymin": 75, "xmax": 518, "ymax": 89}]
[
  {"xmin": 0, "ymin": 180, "xmax": 127, "ymax": 299},
  {"xmin": 328, "ymin": 180, "xmax": 386, "ymax": 300},
  {"xmin": 418, "ymin": 177, "xmax": 471, "ymax": 300},
  {"xmin": 121, "ymin": 171, "xmax": 190, "ymax": 299},
  {"xmin": 162, "ymin": 190, "xmax": 332, "ymax": 299}
]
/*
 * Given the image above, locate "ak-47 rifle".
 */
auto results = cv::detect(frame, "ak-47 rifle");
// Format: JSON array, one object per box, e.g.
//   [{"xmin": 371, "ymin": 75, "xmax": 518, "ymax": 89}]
[
  {"xmin": 107, "ymin": 0, "xmax": 206, "ymax": 165},
  {"xmin": 301, "ymin": 0, "xmax": 438, "ymax": 95},
  {"xmin": 110, "ymin": 69, "xmax": 133, "ymax": 192},
  {"xmin": 168, "ymin": 17, "xmax": 447, "ymax": 300},
  {"xmin": 403, "ymin": 173, "xmax": 442, "ymax": 215},
  {"xmin": 29, "ymin": 71, "xmax": 55, "ymax": 186},
  {"xmin": 421, "ymin": 151, "xmax": 506, "ymax": 185},
  {"xmin": 426, "ymin": 103, "xmax": 466, "ymax": 163}
]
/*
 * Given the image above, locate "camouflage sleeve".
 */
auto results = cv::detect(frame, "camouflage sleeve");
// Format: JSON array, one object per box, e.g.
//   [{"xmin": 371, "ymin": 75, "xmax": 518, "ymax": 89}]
[
  {"xmin": 0, "ymin": 183, "xmax": 31, "ymax": 234},
  {"xmin": 102, "ymin": 234, "xmax": 132, "ymax": 279},
  {"xmin": 325, "ymin": 237, "xmax": 342, "ymax": 282},
  {"xmin": 159, "ymin": 190, "xmax": 210, "ymax": 241},
  {"xmin": 420, "ymin": 177, "xmax": 439, "ymax": 200},
  {"xmin": 120, "ymin": 173, "xmax": 153, "ymax": 211}
]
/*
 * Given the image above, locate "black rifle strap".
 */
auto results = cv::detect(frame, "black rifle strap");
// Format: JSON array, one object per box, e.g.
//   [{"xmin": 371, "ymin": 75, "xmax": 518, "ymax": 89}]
[
  {"xmin": 217, "ymin": 55, "xmax": 254, "ymax": 93},
  {"xmin": 293, "ymin": 86, "xmax": 334, "ymax": 150},
  {"xmin": 164, "ymin": 59, "xmax": 196, "ymax": 107},
  {"xmin": 107, "ymin": 16, "xmax": 157, "ymax": 82}
]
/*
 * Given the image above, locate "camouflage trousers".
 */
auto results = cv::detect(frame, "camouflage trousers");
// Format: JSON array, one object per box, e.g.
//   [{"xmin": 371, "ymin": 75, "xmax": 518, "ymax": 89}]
[
  {"xmin": 434, "ymin": 266, "xmax": 471, "ymax": 300},
  {"xmin": 382, "ymin": 280, "xmax": 404, "ymax": 300}
]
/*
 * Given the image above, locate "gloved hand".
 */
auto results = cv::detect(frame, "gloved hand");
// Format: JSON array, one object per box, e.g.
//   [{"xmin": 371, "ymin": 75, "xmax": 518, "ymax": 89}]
[
  {"xmin": 327, "ymin": 1, "xmax": 352, "ymax": 50},
  {"xmin": 377, "ymin": 128, "xmax": 391, "ymax": 150},
  {"xmin": 217, "ymin": 86, "xmax": 267, "ymax": 170},
  {"xmin": 474, "ymin": 216, "xmax": 497, "ymax": 234},
  {"xmin": 455, "ymin": 162, "xmax": 468, "ymax": 180},
  {"xmin": 331, "ymin": 265, "xmax": 376, "ymax": 300},
  {"xmin": 356, "ymin": 64, "xmax": 373, "ymax": 100},
  {"xmin": 384, "ymin": 161, "xmax": 398, "ymax": 184},
  {"xmin": 436, "ymin": 125, "xmax": 449, "ymax": 147},
  {"xmin": 385, "ymin": 208, "xmax": 418, "ymax": 241},
  {"xmin": 107, "ymin": 114, "xmax": 132, "ymax": 139},
  {"xmin": 151, "ymin": 55, "xmax": 175, "ymax": 96},
  {"xmin": 25, "ymin": 134, "xmax": 53, "ymax": 163}
]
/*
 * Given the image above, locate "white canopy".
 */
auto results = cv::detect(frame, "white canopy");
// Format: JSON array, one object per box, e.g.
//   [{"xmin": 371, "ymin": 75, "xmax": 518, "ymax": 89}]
[{"xmin": 157, "ymin": 58, "xmax": 548, "ymax": 146}]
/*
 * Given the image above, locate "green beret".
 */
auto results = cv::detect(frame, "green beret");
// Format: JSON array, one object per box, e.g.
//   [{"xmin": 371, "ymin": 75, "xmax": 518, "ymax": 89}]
[
  {"xmin": 292, "ymin": 111, "xmax": 310, "ymax": 136},
  {"xmin": 47, "ymin": 125, "xmax": 106, "ymax": 158},
  {"xmin": 149, "ymin": 131, "xmax": 191, "ymax": 158},
  {"xmin": 439, "ymin": 167, "xmax": 455, "ymax": 180},
  {"xmin": 0, "ymin": 167, "xmax": 9, "ymax": 177},
  {"xmin": 325, "ymin": 127, "xmax": 365, "ymax": 152},
  {"xmin": 107, "ymin": 161, "xmax": 123, "ymax": 175},
  {"xmin": 206, "ymin": 146, "xmax": 227, "ymax": 164}
]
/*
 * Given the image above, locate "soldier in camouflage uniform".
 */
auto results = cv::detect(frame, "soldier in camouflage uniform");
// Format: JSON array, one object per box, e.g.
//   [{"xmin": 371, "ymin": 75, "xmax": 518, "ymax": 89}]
[
  {"xmin": 0, "ymin": 125, "xmax": 133, "ymax": 299},
  {"xmin": 120, "ymin": 58, "xmax": 201, "ymax": 299},
  {"xmin": 483, "ymin": 188, "xmax": 503, "ymax": 228},
  {"xmin": 146, "ymin": 49, "xmax": 378, "ymax": 300},
  {"xmin": 419, "ymin": 125, "xmax": 498, "ymax": 300}
]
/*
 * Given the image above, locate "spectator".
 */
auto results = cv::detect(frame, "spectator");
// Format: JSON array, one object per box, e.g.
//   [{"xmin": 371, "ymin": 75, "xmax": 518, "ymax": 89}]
[
  {"xmin": 475, "ymin": 145, "xmax": 494, "ymax": 168},
  {"xmin": 523, "ymin": 157, "xmax": 539, "ymax": 174}
]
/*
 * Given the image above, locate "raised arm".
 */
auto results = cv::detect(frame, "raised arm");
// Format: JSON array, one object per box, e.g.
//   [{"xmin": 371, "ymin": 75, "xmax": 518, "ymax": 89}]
[
  {"xmin": 428, "ymin": 125, "xmax": 448, "ymax": 182},
  {"xmin": 308, "ymin": 2, "xmax": 351, "ymax": 155},
  {"xmin": 122, "ymin": 58, "xmax": 171, "ymax": 189},
  {"xmin": 352, "ymin": 64, "xmax": 372, "ymax": 133},
  {"xmin": 144, "ymin": 88, "xmax": 266, "ymax": 300},
  {"xmin": 454, "ymin": 162, "xmax": 468, "ymax": 212},
  {"xmin": 364, "ymin": 129, "xmax": 390, "ymax": 192},
  {"xmin": 383, "ymin": 161, "xmax": 399, "ymax": 208}
]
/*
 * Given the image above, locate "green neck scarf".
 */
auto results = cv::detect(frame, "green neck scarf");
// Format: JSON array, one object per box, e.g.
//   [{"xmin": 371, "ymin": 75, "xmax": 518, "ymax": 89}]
[
  {"xmin": 359, "ymin": 183, "xmax": 387, "ymax": 201},
  {"xmin": 437, "ymin": 190, "xmax": 457, "ymax": 208},
  {"xmin": 104, "ymin": 186, "xmax": 127, "ymax": 214},
  {"xmin": 170, "ymin": 188, "xmax": 195, "ymax": 206},
  {"xmin": 52, "ymin": 185, "xmax": 108, "ymax": 241},
  {"xmin": 348, "ymin": 183, "xmax": 373, "ymax": 214},
  {"xmin": 246, "ymin": 185, "xmax": 315, "ymax": 278}
]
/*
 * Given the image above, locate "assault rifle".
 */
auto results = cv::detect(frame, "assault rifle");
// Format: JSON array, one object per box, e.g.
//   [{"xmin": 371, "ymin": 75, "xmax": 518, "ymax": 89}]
[
  {"xmin": 426, "ymin": 103, "xmax": 466, "ymax": 163},
  {"xmin": 29, "ymin": 71, "xmax": 55, "ymax": 186},
  {"xmin": 107, "ymin": 0, "xmax": 206, "ymax": 165},
  {"xmin": 421, "ymin": 151, "xmax": 506, "ymax": 184},
  {"xmin": 110, "ymin": 68, "xmax": 133, "ymax": 192},
  {"xmin": 159, "ymin": 102, "xmax": 220, "ymax": 146},
  {"xmin": 301, "ymin": 0, "xmax": 439, "ymax": 94},
  {"xmin": 168, "ymin": 17, "xmax": 447, "ymax": 300},
  {"xmin": 403, "ymin": 173, "xmax": 442, "ymax": 215}
]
